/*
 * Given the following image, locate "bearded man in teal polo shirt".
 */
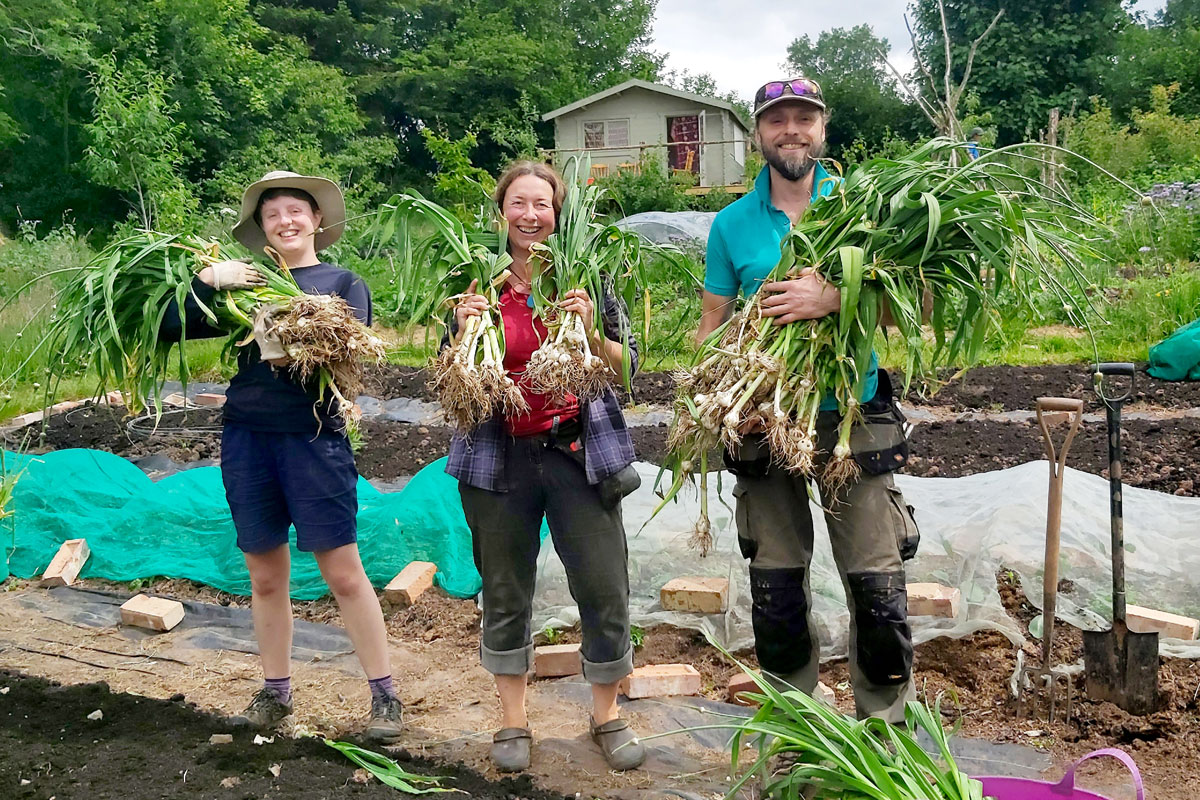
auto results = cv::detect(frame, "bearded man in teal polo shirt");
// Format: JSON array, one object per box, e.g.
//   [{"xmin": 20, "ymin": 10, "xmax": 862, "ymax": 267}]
[{"xmin": 698, "ymin": 78, "xmax": 919, "ymax": 723}]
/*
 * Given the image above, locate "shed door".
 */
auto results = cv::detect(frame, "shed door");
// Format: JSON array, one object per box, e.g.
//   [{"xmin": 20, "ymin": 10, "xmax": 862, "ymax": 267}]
[{"xmin": 667, "ymin": 114, "xmax": 701, "ymax": 174}]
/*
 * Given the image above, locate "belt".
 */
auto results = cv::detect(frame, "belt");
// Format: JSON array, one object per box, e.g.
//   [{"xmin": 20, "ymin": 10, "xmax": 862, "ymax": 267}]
[{"xmin": 516, "ymin": 414, "xmax": 583, "ymax": 446}]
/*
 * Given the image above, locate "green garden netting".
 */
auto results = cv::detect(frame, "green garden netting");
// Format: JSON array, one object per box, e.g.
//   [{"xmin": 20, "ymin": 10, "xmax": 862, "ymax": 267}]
[
  {"xmin": 1148, "ymin": 318, "xmax": 1200, "ymax": 381},
  {"xmin": 1, "ymin": 449, "xmax": 490, "ymax": 600}
]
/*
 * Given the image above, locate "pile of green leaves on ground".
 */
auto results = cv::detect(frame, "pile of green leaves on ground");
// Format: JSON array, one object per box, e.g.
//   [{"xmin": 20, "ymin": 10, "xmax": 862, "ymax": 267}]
[
  {"xmin": 325, "ymin": 740, "xmax": 456, "ymax": 794},
  {"xmin": 727, "ymin": 672, "xmax": 984, "ymax": 800}
]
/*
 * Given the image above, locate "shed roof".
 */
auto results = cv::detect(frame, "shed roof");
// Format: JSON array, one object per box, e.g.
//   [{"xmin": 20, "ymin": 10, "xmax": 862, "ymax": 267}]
[{"xmin": 542, "ymin": 79, "xmax": 749, "ymax": 131}]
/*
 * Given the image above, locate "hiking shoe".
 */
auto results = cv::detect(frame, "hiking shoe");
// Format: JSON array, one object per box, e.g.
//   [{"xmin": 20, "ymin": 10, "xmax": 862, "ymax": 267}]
[
  {"xmin": 590, "ymin": 716, "xmax": 645, "ymax": 771},
  {"xmin": 230, "ymin": 687, "xmax": 293, "ymax": 729},
  {"xmin": 363, "ymin": 694, "xmax": 404, "ymax": 744},
  {"xmin": 489, "ymin": 727, "xmax": 532, "ymax": 772}
]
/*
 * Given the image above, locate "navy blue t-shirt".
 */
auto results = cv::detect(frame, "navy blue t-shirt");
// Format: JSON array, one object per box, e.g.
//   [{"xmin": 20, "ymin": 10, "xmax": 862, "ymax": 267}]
[{"xmin": 161, "ymin": 262, "xmax": 372, "ymax": 434}]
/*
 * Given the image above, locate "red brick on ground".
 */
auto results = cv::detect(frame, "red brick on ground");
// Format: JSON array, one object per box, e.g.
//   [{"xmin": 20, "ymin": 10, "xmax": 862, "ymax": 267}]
[
  {"xmin": 907, "ymin": 583, "xmax": 961, "ymax": 618},
  {"xmin": 384, "ymin": 561, "xmax": 438, "ymax": 607},
  {"xmin": 660, "ymin": 576, "xmax": 729, "ymax": 614},
  {"xmin": 727, "ymin": 671, "xmax": 761, "ymax": 705},
  {"xmin": 195, "ymin": 393, "xmax": 226, "ymax": 407},
  {"xmin": 728, "ymin": 672, "xmax": 837, "ymax": 707},
  {"xmin": 1127, "ymin": 605, "xmax": 1199, "ymax": 641},
  {"xmin": 619, "ymin": 664, "xmax": 701, "ymax": 699},
  {"xmin": 120, "ymin": 594, "xmax": 185, "ymax": 632},
  {"xmin": 40, "ymin": 539, "xmax": 90, "ymax": 588},
  {"xmin": 534, "ymin": 643, "xmax": 582, "ymax": 678}
]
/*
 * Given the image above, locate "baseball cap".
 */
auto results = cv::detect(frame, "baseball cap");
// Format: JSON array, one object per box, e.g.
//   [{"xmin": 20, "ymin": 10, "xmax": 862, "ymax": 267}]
[{"xmin": 753, "ymin": 78, "xmax": 826, "ymax": 117}]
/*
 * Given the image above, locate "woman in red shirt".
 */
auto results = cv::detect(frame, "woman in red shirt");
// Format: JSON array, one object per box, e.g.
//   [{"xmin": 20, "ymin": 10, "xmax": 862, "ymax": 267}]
[{"xmin": 452, "ymin": 162, "xmax": 644, "ymax": 773}]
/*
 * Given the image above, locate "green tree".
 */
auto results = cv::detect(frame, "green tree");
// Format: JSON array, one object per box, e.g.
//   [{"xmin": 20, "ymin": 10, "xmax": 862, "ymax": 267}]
[
  {"xmin": 660, "ymin": 68, "xmax": 750, "ymax": 121},
  {"xmin": 0, "ymin": 0, "xmax": 393, "ymax": 232},
  {"xmin": 0, "ymin": 0, "xmax": 107, "ymax": 227},
  {"xmin": 1106, "ymin": 0, "xmax": 1200, "ymax": 121},
  {"xmin": 910, "ymin": 0, "xmax": 1127, "ymax": 144},
  {"xmin": 83, "ymin": 56, "xmax": 196, "ymax": 229},
  {"xmin": 250, "ymin": 0, "xmax": 662, "ymax": 180},
  {"xmin": 420, "ymin": 128, "xmax": 496, "ymax": 218},
  {"xmin": 784, "ymin": 25, "xmax": 924, "ymax": 158}
]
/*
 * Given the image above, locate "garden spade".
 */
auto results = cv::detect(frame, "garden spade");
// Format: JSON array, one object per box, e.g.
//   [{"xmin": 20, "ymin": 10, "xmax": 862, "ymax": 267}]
[
  {"xmin": 1019, "ymin": 396, "xmax": 1084, "ymax": 723},
  {"xmin": 1082, "ymin": 363, "xmax": 1159, "ymax": 715}
]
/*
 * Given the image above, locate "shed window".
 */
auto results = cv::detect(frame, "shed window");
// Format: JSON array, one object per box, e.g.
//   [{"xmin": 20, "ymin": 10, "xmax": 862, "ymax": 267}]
[{"xmin": 583, "ymin": 119, "xmax": 630, "ymax": 148}]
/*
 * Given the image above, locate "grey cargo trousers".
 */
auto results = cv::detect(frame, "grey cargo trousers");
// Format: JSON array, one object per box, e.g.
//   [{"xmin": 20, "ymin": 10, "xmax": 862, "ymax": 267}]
[{"xmin": 731, "ymin": 401, "xmax": 920, "ymax": 723}]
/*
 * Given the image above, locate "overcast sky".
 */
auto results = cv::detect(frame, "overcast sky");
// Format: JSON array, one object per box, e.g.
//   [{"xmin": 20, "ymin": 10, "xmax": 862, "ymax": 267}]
[{"xmin": 650, "ymin": 0, "xmax": 1169, "ymax": 103}]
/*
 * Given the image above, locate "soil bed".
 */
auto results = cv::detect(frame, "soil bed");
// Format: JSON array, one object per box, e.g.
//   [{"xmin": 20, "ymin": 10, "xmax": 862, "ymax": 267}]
[
  {"xmin": 6, "ymin": 363, "xmax": 1199, "ymax": 797},
  {"xmin": 14, "ymin": 396, "xmax": 1200, "ymax": 497},
  {"xmin": 904, "ymin": 416, "xmax": 1200, "ymax": 496},
  {"xmin": 898, "ymin": 363, "xmax": 1200, "ymax": 412},
  {"xmin": 0, "ymin": 668, "xmax": 569, "ymax": 800},
  {"xmin": 629, "ymin": 416, "xmax": 1200, "ymax": 497}
]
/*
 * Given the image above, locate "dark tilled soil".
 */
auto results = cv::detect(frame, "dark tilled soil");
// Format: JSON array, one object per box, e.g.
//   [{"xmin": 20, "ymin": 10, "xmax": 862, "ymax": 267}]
[
  {"xmin": 487, "ymin": 363, "xmax": 1200, "ymax": 411},
  {"xmin": 355, "ymin": 420, "xmax": 454, "ymax": 479},
  {"xmin": 625, "ymin": 418, "xmax": 1200, "ymax": 497},
  {"xmin": 362, "ymin": 365, "xmax": 435, "ymax": 403},
  {"xmin": 18, "ymin": 404, "xmax": 223, "ymax": 466},
  {"xmin": 904, "ymin": 417, "xmax": 1200, "ymax": 496},
  {"xmin": 899, "ymin": 363, "xmax": 1200, "ymax": 412},
  {"xmin": 0, "ymin": 668, "xmax": 569, "ymax": 800},
  {"xmin": 359, "ymin": 363, "xmax": 681, "ymax": 408},
  {"xmin": 16, "ymin": 400, "xmax": 1200, "ymax": 496}
]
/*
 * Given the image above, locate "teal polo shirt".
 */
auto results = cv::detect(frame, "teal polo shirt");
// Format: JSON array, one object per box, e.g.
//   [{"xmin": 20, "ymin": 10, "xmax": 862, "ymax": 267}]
[{"xmin": 705, "ymin": 164, "xmax": 879, "ymax": 409}]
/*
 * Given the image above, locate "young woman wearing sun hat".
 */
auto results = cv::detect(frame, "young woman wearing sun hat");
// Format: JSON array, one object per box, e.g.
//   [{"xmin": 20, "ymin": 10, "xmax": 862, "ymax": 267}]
[{"xmin": 160, "ymin": 171, "xmax": 403, "ymax": 742}]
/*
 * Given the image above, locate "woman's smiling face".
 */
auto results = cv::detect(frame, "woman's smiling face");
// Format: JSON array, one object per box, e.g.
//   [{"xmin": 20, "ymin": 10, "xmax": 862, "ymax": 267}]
[
  {"xmin": 259, "ymin": 194, "xmax": 322, "ymax": 259},
  {"xmin": 502, "ymin": 174, "xmax": 556, "ymax": 253}
]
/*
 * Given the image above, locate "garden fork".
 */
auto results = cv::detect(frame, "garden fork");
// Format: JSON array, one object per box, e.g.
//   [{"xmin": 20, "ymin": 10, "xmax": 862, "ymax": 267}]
[{"xmin": 1018, "ymin": 396, "xmax": 1084, "ymax": 723}]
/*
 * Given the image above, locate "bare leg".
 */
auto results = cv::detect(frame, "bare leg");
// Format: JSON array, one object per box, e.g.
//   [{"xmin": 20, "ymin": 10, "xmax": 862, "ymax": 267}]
[
  {"xmin": 244, "ymin": 544, "xmax": 293, "ymax": 679},
  {"xmin": 495, "ymin": 674, "xmax": 529, "ymax": 729},
  {"xmin": 590, "ymin": 681, "xmax": 620, "ymax": 725},
  {"xmin": 314, "ymin": 543, "xmax": 391, "ymax": 679}
]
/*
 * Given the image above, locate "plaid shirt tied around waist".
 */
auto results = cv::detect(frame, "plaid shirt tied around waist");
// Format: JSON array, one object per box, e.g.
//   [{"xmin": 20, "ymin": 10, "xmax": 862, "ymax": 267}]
[{"xmin": 445, "ymin": 283, "xmax": 638, "ymax": 492}]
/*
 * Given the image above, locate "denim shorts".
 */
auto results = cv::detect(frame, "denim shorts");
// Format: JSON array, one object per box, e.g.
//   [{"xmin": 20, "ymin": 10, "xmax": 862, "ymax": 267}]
[{"xmin": 221, "ymin": 424, "xmax": 359, "ymax": 554}]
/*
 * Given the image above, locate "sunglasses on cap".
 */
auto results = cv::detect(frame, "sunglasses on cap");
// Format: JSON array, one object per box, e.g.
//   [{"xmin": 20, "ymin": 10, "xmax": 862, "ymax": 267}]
[{"xmin": 754, "ymin": 78, "xmax": 826, "ymax": 115}]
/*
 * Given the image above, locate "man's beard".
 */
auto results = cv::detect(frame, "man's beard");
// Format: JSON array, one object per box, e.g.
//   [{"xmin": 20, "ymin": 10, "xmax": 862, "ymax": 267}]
[{"xmin": 763, "ymin": 140, "xmax": 826, "ymax": 182}]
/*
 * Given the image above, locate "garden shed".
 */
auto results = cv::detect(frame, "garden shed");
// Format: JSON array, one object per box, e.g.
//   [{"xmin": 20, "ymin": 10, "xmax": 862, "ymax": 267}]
[{"xmin": 542, "ymin": 79, "xmax": 751, "ymax": 191}]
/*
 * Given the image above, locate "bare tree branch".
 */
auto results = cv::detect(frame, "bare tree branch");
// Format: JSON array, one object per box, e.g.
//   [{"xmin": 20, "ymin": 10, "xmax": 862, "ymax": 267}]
[
  {"xmin": 938, "ymin": 0, "xmax": 954, "ymax": 116},
  {"xmin": 906, "ymin": 14, "xmax": 945, "ymax": 123},
  {"xmin": 951, "ymin": 9, "xmax": 1005, "ymax": 111},
  {"xmin": 877, "ymin": 47, "xmax": 941, "ymax": 129}
]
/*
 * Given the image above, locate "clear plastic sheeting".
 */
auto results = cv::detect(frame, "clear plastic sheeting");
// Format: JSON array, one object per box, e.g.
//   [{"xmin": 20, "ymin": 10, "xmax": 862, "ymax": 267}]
[
  {"xmin": 613, "ymin": 211, "xmax": 717, "ymax": 249},
  {"xmin": 532, "ymin": 461, "xmax": 1200, "ymax": 661}
]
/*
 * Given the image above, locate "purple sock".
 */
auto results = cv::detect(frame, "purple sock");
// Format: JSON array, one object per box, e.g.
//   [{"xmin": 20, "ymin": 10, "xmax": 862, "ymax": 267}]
[
  {"xmin": 264, "ymin": 676, "xmax": 291, "ymax": 704},
  {"xmin": 368, "ymin": 675, "xmax": 395, "ymax": 702}
]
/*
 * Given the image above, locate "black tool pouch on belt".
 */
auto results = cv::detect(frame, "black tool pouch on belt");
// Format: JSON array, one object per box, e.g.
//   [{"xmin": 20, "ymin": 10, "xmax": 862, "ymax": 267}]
[
  {"xmin": 547, "ymin": 418, "xmax": 639, "ymax": 510},
  {"xmin": 723, "ymin": 434, "xmax": 771, "ymax": 478},
  {"xmin": 598, "ymin": 465, "xmax": 641, "ymax": 510},
  {"xmin": 850, "ymin": 369, "xmax": 910, "ymax": 476}
]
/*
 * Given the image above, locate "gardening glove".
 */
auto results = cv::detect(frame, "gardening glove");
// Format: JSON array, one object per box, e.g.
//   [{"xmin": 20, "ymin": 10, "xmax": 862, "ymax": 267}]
[
  {"xmin": 252, "ymin": 306, "xmax": 288, "ymax": 362},
  {"xmin": 209, "ymin": 259, "xmax": 266, "ymax": 290}
]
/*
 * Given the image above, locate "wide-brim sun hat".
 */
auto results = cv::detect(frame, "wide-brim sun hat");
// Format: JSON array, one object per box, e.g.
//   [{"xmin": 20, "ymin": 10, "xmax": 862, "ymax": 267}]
[{"xmin": 232, "ymin": 170, "xmax": 346, "ymax": 255}]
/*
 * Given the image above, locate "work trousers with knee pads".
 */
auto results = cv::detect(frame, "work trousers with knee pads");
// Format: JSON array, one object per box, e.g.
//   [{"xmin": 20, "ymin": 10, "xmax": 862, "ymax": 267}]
[{"xmin": 730, "ymin": 400, "xmax": 919, "ymax": 723}]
